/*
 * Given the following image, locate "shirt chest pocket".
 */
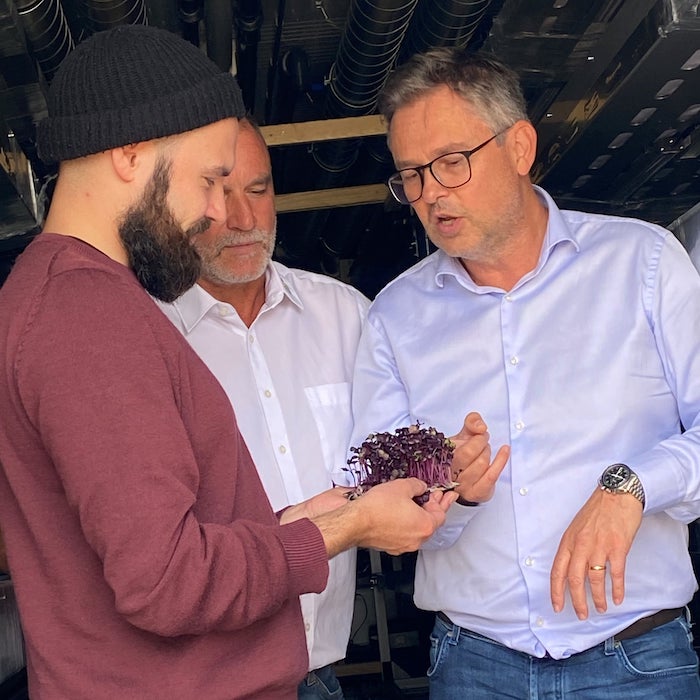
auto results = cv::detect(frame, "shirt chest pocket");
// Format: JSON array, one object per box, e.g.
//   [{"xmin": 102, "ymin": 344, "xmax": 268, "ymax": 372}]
[{"xmin": 304, "ymin": 382, "xmax": 354, "ymax": 485}]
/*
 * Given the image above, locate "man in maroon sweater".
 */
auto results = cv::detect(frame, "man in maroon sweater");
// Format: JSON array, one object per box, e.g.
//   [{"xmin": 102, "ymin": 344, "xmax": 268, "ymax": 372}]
[{"xmin": 0, "ymin": 24, "xmax": 500, "ymax": 700}]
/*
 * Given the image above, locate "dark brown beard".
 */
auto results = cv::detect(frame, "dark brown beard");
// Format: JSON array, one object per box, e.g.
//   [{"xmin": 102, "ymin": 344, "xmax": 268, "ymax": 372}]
[{"xmin": 118, "ymin": 158, "xmax": 208, "ymax": 302}]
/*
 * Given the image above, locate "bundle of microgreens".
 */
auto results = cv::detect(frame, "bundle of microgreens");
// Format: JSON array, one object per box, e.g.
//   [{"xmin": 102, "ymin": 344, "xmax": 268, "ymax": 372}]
[{"xmin": 344, "ymin": 423, "xmax": 457, "ymax": 503}]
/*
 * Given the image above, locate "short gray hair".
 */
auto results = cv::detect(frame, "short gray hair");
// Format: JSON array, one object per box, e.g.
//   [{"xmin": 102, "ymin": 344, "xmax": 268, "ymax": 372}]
[{"xmin": 378, "ymin": 48, "xmax": 528, "ymax": 134}]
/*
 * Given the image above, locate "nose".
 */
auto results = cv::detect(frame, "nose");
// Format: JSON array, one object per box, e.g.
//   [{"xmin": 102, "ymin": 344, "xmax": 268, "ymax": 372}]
[
  {"xmin": 205, "ymin": 182, "xmax": 227, "ymax": 224},
  {"xmin": 224, "ymin": 191, "xmax": 254, "ymax": 232},
  {"xmin": 419, "ymin": 167, "xmax": 448, "ymax": 204}
]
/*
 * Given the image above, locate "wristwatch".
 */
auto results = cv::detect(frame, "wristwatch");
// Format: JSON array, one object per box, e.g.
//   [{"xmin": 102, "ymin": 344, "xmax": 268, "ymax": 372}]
[{"xmin": 599, "ymin": 463, "xmax": 645, "ymax": 506}]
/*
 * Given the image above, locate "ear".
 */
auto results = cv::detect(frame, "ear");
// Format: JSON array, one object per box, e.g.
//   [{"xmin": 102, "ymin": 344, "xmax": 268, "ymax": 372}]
[
  {"xmin": 110, "ymin": 142, "xmax": 151, "ymax": 183},
  {"xmin": 508, "ymin": 120, "xmax": 538, "ymax": 176}
]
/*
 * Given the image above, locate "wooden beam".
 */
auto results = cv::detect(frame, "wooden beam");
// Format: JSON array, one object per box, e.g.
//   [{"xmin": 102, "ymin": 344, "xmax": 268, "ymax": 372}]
[
  {"xmin": 261, "ymin": 115, "xmax": 386, "ymax": 146},
  {"xmin": 275, "ymin": 183, "xmax": 389, "ymax": 212}
]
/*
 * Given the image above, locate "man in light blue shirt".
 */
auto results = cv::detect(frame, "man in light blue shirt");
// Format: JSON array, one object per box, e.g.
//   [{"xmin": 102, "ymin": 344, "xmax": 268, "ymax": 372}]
[{"xmin": 351, "ymin": 48, "xmax": 700, "ymax": 698}]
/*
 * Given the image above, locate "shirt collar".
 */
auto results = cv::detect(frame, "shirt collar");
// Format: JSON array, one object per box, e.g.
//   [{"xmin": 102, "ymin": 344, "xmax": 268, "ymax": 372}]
[
  {"xmin": 170, "ymin": 262, "xmax": 304, "ymax": 333},
  {"xmin": 434, "ymin": 185, "xmax": 580, "ymax": 289}
]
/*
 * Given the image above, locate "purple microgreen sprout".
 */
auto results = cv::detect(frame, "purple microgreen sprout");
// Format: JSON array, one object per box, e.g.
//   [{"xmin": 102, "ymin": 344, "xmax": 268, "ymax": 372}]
[{"xmin": 343, "ymin": 423, "xmax": 457, "ymax": 504}]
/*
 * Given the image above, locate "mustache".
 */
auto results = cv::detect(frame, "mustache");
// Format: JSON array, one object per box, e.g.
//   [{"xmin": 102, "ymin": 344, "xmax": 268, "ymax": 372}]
[
  {"xmin": 186, "ymin": 218, "xmax": 211, "ymax": 238},
  {"xmin": 207, "ymin": 230, "xmax": 270, "ymax": 253}
]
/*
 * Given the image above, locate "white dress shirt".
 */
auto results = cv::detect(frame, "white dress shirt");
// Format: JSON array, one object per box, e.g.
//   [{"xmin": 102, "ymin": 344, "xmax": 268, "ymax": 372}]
[
  {"xmin": 351, "ymin": 186, "xmax": 700, "ymax": 660},
  {"xmin": 159, "ymin": 261, "xmax": 369, "ymax": 670}
]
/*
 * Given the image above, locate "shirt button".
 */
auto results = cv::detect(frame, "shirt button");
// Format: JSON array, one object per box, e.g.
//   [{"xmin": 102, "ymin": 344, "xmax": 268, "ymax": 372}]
[
  {"xmin": 519, "ymin": 487, "xmax": 528, "ymax": 496},
  {"xmin": 536, "ymin": 617, "xmax": 545, "ymax": 627},
  {"xmin": 515, "ymin": 421, "xmax": 525, "ymax": 431},
  {"xmin": 279, "ymin": 445, "xmax": 287, "ymax": 454},
  {"xmin": 248, "ymin": 335, "xmax": 255, "ymax": 344},
  {"xmin": 525, "ymin": 557, "xmax": 534, "ymax": 567},
  {"xmin": 218, "ymin": 305, "xmax": 229, "ymax": 316},
  {"xmin": 264, "ymin": 389, "xmax": 272, "ymax": 398},
  {"xmin": 510, "ymin": 356, "xmax": 519, "ymax": 365},
  {"xmin": 505, "ymin": 295, "xmax": 513, "ymax": 302}
]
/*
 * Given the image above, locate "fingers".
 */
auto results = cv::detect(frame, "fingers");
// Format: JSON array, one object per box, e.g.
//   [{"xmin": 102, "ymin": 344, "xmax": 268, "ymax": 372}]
[
  {"xmin": 609, "ymin": 553, "xmax": 626, "ymax": 606},
  {"xmin": 588, "ymin": 561, "xmax": 608, "ymax": 614},
  {"xmin": 451, "ymin": 433, "xmax": 491, "ymax": 479},
  {"xmin": 550, "ymin": 544, "xmax": 570, "ymax": 613},
  {"xmin": 550, "ymin": 490, "xmax": 640, "ymax": 618},
  {"xmin": 453, "ymin": 443, "xmax": 510, "ymax": 504},
  {"xmin": 421, "ymin": 490, "xmax": 454, "ymax": 531},
  {"xmin": 553, "ymin": 557, "xmax": 622, "ymax": 619},
  {"xmin": 566, "ymin": 558, "xmax": 592, "ymax": 619},
  {"xmin": 551, "ymin": 544, "xmax": 602, "ymax": 619},
  {"xmin": 450, "ymin": 412, "xmax": 488, "ymax": 443},
  {"xmin": 488, "ymin": 445, "xmax": 510, "ymax": 481},
  {"xmin": 402, "ymin": 476, "xmax": 429, "ymax": 497},
  {"xmin": 424, "ymin": 488, "xmax": 458, "ymax": 514}
]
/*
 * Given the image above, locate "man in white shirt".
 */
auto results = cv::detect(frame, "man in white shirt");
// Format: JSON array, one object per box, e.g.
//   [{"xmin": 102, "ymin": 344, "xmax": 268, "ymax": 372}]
[{"xmin": 159, "ymin": 117, "xmax": 368, "ymax": 699}]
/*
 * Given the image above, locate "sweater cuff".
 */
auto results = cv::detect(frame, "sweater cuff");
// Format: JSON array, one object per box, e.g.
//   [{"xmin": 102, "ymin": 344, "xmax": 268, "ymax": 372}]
[{"xmin": 279, "ymin": 518, "xmax": 329, "ymax": 596}]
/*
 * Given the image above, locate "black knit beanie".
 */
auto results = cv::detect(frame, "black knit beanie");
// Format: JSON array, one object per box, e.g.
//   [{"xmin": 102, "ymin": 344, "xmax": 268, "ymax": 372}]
[{"xmin": 37, "ymin": 24, "xmax": 246, "ymax": 163}]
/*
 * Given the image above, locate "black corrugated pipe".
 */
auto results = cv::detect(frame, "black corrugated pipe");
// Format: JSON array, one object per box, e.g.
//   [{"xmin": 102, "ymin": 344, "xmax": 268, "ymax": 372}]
[
  {"xmin": 267, "ymin": 47, "xmax": 309, "ymax": 124},
  {"xmin": 83, "ymin": 0, "xmax": 147, "ymax": 33},
  {"xmin": 179, "ymin": 0, "xmax": 202, "ymax": 46},
  {"xmin": 235, "ymin": 0, "xmax": 262, "ymax": 112},
  {"xmin": 15, "ymin": 0, "xmax": 74, "ymax": 81},
  {"xmin": 317, "ymin": 133, "xmax": 395, "ymax": 268},
  {"xmin": 399, "ymin": 0, "xmax": 493, "ymax": 61},
  {"xmin": 312, "ymin": 0, "xmax": 418, "ymax": 174},
  {"xmin": 144, "ymin": 0, "xmax": 180, "ymax": 32},
  {"xmin": 316, "ymin": 0, "xmax": 497, "ymax": 272},
  {"xmin": 296, "ymin": 0, "xmax": 417, "ymax": 272},
  {"xmin": 264, "ymin": 0, "xmax": 286, "ymax": 124},
  {"xmin": 204, "ymin": 0, "xmax": 233, "ymax": 72}
]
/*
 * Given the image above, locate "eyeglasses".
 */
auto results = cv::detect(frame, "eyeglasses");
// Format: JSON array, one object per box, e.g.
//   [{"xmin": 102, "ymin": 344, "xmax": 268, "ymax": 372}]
[{"xmin": 387, "ymin": 129, "xmax": 508, "ymax": 205}]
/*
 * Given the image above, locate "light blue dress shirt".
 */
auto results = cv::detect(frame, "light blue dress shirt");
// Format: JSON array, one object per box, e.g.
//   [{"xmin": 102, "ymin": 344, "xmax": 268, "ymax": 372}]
[{"xmin": 351, "ymin": 186, "xmax": 700, "ymax": 659}]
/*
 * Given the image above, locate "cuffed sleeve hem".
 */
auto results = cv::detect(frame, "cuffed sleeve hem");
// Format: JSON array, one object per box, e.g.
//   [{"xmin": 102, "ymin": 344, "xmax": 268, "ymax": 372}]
[
  {"xmin": 279, "ymin": 518, "xmax": 329, "ymax": 596},
  {"xmin": 633, "ymin": 445, "xmax": 687, "ymax": 514}
]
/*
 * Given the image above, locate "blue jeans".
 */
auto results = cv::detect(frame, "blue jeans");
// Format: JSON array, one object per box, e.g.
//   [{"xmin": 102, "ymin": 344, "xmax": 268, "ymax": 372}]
[
  {"xmin": 297, "ymin": 664, "xmax": 344, "ymax": 700},
  {"xmin": 428, "ymin": 611, "xmax": 700, "ymax": 699}
]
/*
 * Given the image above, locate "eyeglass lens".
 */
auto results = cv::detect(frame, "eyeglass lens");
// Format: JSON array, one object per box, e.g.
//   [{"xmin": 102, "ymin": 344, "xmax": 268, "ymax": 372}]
[{"xmin": 390, "ymin": 152, "xmax": 473, "ymax": 204}]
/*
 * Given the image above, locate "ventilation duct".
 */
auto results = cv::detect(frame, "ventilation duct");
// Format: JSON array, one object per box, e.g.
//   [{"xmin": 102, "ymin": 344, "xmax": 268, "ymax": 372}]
[
  {"xmin": 292, "ymin": 0, "xmax": 417, "ymax": 269},
  {"xmin": 15, "ymin": 0, "xmax": 74, "ymax": 81},
  {"xmin": 178, "ymin": 0, "xmax": 202, "ymax": 46},
  {"xmin": 143, "ymin": 0, "xmax": 179, "ymax": 33},
  {"xmin": 400, "ymin": 0, "xmax": 494, "ymax": 60},
  {"xmin": 235, "ymin": 0, "xmax": 262, "ymax": 111},
  {"xmin": 266, "ymin": 47, "xmax": 309, "ymax": 124},
  {"xmin": 204, "ymin": 0, "xmax": 233, "ymax": 71},
  {"xmin": 83, "ymin": 0, "xmax": 147, "ymax": 33},
  {"xmin": 312, "ymin": 0, "xmax": 418, "ymax": 174},
  {"xmin": 311, "ymin": 0, "xmax": 496, "ymax": 271}
]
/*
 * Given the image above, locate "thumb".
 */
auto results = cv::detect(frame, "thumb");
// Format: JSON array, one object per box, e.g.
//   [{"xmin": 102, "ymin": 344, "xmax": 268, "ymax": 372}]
[{"xmin": 451, "ymin": 412, "xmax": 487, "ymax": 441}]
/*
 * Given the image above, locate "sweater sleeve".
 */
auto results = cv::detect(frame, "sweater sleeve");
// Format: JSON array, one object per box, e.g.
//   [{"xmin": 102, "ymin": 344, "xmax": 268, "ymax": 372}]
[{"xmin": 14, "ymin": 266, "xmax": 328, "ymax": 636}]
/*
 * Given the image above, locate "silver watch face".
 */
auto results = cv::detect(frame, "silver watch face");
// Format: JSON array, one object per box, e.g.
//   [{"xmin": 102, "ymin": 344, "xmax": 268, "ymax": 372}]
[{"xmin": 601, "ymin": 463, "xmax": 631, "ymax": 490}]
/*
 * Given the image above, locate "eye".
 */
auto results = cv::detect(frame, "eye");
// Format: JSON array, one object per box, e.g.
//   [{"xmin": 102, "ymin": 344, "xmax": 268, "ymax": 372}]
[
  {"xmin": 441, "ymin": 154, "xmax": 466, "ymax": 168},
  {"xmin": 204, "ymin": 176, "xmax": 216, "ymax": 188},
  {"xmin": 400, "ymin": 169, "xmax": 419, "ymax": 184}
]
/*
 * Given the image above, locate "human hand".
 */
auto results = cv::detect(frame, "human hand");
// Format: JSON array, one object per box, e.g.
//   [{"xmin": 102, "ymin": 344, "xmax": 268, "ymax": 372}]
[
  {"xmin": 354, "ymin": 477, "xmax": 457, "ymax": 555},
  {"xmin": 449, "ymin": 412, "xmax": 510, "ymax": 504},
  {"xmin": 550, "ymin": 489, "xmax": 643, "ymax": 619},
  {"xmin": 279, "ymin": 487, "xmax": 353, "ymax": 524}
]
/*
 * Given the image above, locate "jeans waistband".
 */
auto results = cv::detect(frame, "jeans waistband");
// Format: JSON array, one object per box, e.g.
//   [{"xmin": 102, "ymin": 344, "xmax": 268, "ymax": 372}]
[{"xmin": 436, "ymin": 607, "xmax": 685, "ymax": 647}]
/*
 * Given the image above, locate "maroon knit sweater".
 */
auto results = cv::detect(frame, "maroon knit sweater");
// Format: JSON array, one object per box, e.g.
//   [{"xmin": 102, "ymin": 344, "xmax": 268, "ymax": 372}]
[{"xmin": 0, "ymin": 234, "xmax": 329, "ymax": 699}]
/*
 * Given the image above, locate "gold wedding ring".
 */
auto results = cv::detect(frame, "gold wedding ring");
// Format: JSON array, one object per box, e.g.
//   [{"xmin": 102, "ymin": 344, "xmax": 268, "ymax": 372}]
[{"xmin": 589, "ymin": 564, "xmax": 606, "ymax": 571}]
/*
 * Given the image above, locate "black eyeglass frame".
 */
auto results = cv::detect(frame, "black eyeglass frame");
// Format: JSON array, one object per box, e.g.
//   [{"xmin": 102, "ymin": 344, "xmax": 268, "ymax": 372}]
[{"xmin": 387, "ymin": 129, "xmax": 509, "ymax": 205}]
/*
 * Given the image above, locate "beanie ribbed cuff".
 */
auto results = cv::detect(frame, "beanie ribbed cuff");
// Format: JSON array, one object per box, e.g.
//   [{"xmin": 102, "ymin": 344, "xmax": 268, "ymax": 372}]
[{"xmin": 37, "ymin": 25, "xmax": 246, "ymax": 164}]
